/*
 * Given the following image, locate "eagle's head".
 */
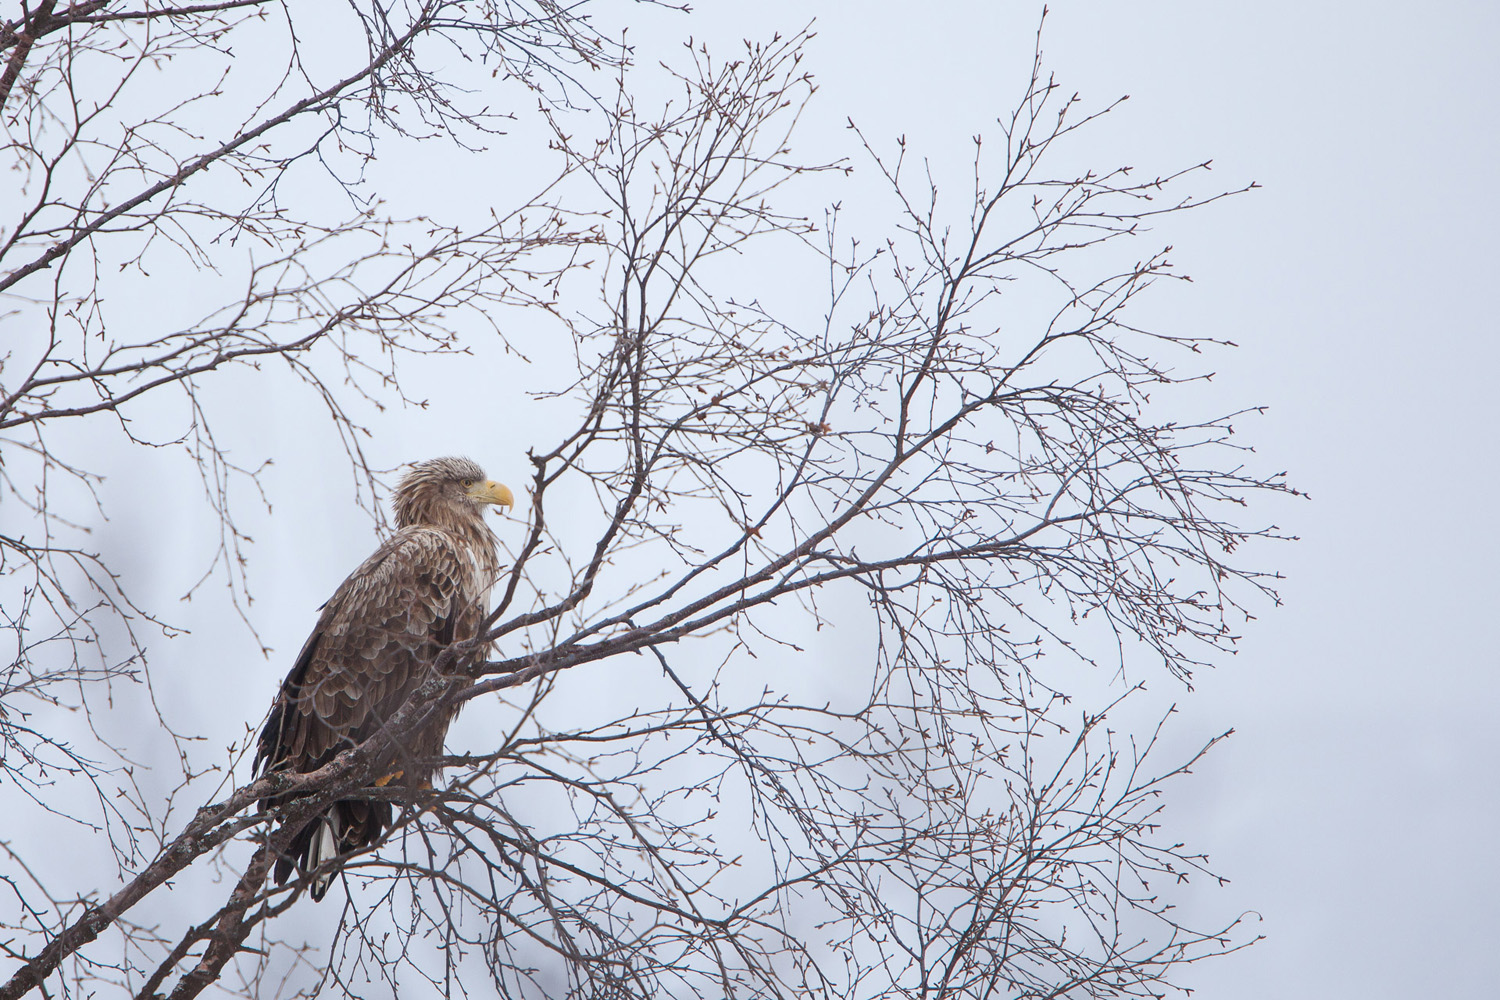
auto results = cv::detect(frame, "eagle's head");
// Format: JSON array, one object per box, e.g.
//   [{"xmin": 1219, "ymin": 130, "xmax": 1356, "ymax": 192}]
[{"xmin": 393, "ymin": 456, "xmax": 514, "ymax": 528}]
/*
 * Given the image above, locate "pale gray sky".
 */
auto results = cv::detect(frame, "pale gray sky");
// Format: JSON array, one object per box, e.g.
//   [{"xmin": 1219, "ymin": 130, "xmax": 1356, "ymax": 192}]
[
  {"xmin": 594, "ymin": 7, "xmax": 1500, "ymax": 992},
  {"xmin": 965, "ymin": 5, "xmax": 1500, "ymax": 998}
]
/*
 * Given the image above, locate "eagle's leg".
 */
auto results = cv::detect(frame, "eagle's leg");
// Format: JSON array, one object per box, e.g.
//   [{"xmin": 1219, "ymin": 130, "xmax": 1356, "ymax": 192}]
[{"xmin": 373, "ymin": 770, "xmax": 434, "ymax": 790}]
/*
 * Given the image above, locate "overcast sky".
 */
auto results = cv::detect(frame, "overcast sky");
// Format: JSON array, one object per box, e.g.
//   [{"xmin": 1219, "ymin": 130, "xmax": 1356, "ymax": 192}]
[
  {"xmin": 567, "ymin": 4, "xmax": 1500, "ymax": 996},
  {"xmin": 508, "ymin": 5, "xmax": 1500, "ymax": 991},
  {"xmin": 8, "ymin": 2, "xmax": 1497, "ymax": 997},
  {"xmin": 906, "ymin": 5, "xmax": 1500, "ymax": 998}
]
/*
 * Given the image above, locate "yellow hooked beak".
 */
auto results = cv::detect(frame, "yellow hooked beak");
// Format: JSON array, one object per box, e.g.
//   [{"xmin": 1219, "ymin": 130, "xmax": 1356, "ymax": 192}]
[{"xmin": 467, "ymin": 479, "xmax": 515, "ymax": 510}]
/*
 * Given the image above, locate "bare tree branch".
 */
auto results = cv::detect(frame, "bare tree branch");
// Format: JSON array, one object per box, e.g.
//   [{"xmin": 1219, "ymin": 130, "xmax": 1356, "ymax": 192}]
[{"xmin": 0, "ymin": 7, "xmax": 1288, "ymax": 999}]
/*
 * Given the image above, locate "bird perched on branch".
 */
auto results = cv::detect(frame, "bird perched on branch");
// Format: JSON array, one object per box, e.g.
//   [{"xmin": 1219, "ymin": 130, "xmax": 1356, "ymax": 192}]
[{"xmin": 254, "ymin": 456, "xmax": 514, "ymax": 900}]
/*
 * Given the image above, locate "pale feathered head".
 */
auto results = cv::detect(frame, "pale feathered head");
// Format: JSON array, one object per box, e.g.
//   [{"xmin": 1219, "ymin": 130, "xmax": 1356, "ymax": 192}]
[{"xmin": 392, "ymin": 457, "xmax": 514, "ymax": 528}]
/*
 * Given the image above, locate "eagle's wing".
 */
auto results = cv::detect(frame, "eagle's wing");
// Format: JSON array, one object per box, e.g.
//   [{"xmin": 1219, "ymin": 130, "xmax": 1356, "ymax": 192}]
[{"xmin": 256, "ymin": 527, "xmax": 470, "ymax": 777}]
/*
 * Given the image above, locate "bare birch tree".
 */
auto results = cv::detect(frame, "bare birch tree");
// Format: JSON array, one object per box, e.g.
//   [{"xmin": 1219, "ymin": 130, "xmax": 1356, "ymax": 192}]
[{"xmin": 1, "ymin": 4, "xmax": 1289, "ymax": 998}]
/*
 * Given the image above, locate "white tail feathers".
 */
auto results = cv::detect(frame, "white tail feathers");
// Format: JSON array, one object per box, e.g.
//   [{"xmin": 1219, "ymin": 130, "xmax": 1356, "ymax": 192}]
[{"xmin": 306, "ymin": 811, "xmax": 343, "ymax": 900}]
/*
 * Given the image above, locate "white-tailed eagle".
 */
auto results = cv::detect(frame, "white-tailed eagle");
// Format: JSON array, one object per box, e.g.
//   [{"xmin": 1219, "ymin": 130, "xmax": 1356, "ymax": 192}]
[{"xmin": 254, "ymin": 456, "xmax": 513, "ymax": 899}]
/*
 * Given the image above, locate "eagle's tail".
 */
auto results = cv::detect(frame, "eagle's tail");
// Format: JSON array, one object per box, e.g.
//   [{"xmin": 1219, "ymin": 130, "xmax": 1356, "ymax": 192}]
[
  {"xmin": 305, "ymin": 813, "xmax": 341, "ymax": 901},
  {"xmin": 274, "ymin": 799, "xmax": 394, "ymax": 901}
]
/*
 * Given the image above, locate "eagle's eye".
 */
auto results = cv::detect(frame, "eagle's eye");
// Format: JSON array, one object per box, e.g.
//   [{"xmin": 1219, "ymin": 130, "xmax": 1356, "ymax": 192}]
[{"xmin": 461, "ymin": 479, "xmax": 475, "ymax": 489}]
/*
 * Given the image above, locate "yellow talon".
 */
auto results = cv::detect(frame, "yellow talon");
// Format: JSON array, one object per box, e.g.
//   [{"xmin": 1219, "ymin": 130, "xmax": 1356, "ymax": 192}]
[{"xmin": 374, "ymin": 770, "xmax": 404, "ymax": 787}]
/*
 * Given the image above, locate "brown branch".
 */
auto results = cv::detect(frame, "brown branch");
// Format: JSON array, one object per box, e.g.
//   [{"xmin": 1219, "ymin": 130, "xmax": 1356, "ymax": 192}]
[
  {"xmin": 0, "ymin": 0, "xmax": 56, "ymax": 108},
  {"xmin": 0, "ymin": 6, "xmax": 431, "ymax": 295},
  {"xmin": 1, "ymin": 12, "xmax": 1284, "ymax": 998},
  {"xmin": 161, "ymin": 846, "xmax": 272, "ymax": 1000}
]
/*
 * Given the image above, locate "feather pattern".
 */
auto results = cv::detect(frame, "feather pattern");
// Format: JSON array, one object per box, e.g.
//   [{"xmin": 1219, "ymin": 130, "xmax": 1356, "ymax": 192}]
[{"xmin": 254, "ymin": 457, "xmax": 508, "ymax": 899}]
